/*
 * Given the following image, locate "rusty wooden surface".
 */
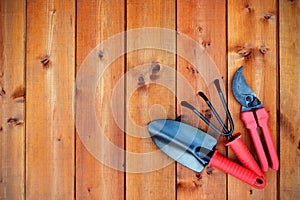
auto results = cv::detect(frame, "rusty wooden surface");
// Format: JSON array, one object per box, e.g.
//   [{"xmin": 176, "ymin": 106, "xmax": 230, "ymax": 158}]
[{"xmin": 0, "ymin": 0, "xmax": 299, "ymax": 199}]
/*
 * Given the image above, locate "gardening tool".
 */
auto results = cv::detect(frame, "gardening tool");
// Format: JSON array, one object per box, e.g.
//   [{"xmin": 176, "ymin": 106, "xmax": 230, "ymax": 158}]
[
  {"xmin": 148, "ymin": 79, "xmax": 265, "ymax": 189},
  {"xmin": 232, "ymin": 66, "xmax": 279, "ymax": 171},
  {"xmin": 148, "ymin": 119, "xmax": 266, "ymax": 189},
  {"xmin": 180, "ymin": 79, "xmax": 263, "ymax": 177}
]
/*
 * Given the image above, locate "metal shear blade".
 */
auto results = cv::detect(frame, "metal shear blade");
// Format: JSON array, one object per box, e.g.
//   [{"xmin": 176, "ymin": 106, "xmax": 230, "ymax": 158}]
[{"xmin": 232, "ymin": 66, "xmax": 263, "ymax": 112}]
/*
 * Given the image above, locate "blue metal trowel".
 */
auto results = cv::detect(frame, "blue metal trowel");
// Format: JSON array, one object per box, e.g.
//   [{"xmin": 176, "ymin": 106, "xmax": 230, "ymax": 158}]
[{"xmin": 148, "ymin": 119, "xmax": 216, "ymax": 172}]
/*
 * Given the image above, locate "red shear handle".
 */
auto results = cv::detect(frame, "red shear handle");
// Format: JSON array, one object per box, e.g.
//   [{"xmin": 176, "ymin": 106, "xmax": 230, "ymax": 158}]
[
  {"xmin": 208, "ymin": 151, "xmax": 266, "ymax": 190},
  {"xmin": 225, "ymin": 133, "xmax": 263, "ymax": 176},
  {"xmin": 241, "ymin": 111, "xmax": 269, "ymax": 172},
  {"xmin": 256, "ymin": 108, "xmax": 279, "ymax": 170}
]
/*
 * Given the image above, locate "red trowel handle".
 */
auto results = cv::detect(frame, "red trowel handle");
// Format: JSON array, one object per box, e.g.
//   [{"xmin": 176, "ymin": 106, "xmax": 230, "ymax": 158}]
[
  {"xmin": 208, "ymin": 150, "xmax": 266, "ymax": 190},
  {"xmin": 241, "ymin": 111, "xmax": 269, "ymax": 172},
  {"xmin": 225, "ymin": 133, "xmax": 263, "ymax": 177},
  {"xmin": 256, "ymin": 108, "xmax": 279, "ymax": 170}
]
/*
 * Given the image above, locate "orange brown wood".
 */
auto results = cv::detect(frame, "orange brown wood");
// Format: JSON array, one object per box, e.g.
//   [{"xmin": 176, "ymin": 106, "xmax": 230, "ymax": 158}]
[
  {"xmin": 279, "ymin": 0, "xmax": 300, "ymax": 199},
  {"xmin": 177, "ymin": 0, "xmax": 227, "ymax": 199},
  {"xmin": 26, "ymin": 0, "xmax": 75, "ymax": 199},
  {"xmin": 76, "ymin": 0, "xmax": 125, "ymax": 199},
  {"xmin": 126, "ymin": 0, "xmax": 176, "ymax": 199},
  {"xmin": 228, "ymin": 0, "xmax": 278, "ymax": 199},
  {"xmin": 0, "ymin": 0, "xmax": 299, "ymax": 199},
  {"xmin": 0, "ymin": 1, "xmax": 25, "ymax": 199}
]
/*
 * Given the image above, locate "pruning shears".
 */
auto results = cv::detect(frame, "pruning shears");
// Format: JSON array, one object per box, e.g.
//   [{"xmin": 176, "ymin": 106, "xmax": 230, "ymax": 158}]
[{"xmin": 232, "ymin": 66, "xmax": 279, "ymax": 171}]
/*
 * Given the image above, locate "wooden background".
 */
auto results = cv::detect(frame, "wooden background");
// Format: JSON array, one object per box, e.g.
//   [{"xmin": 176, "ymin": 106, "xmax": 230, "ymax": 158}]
[{"xmin": 0, "ymin": 0, "xmax": 299, "ymax": 199}]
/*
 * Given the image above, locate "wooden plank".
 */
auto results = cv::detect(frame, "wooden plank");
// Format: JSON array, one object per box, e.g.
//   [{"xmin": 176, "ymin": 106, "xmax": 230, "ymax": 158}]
[
  {"xmin": 0, "ymin": 1, "xmax": 25, "ymax": 199},
  {"xmin": 26, "ymin": 0, "xmax": 75, "ymax": 199},
  {"xmin": 126, "ymin": 0, "xmax": 176, "ymax": 199},
  {"xmin": 76, "ymin": 0, "xmax": 125, "ymax": 199},
  {"xmin": 228, "ymin": 0, "xmax": 278, "ymax": 199},
  {"xmin": 279, "ymin": 0, "xmax": 300, "ymax": 199},
  {"xmin": 176, "ymin": 0, "xmax": 227, "ymax": 199}
]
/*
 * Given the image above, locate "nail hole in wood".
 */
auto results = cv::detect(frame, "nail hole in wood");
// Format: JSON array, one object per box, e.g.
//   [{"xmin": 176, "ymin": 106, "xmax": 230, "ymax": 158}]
[
  {"xmin": 0, "ymin": 87, "xmax": 6, "ymax": 96},
  {"xmin": 138, "ymin": 75, "xmax": 145, "ymax": 85},
  {"xmin": 206, "ymin": 167, "xmax": 213, "ymax": 175},
  {"xmin": 197, "ymin": 26, "xmax": 203, "ymax": 33},
  {"xmin": 260, "ymin": 45, "xmax": 269, "ymax": 54},
  {"xmin": 237, "ymin": 47, "xmax": 252, "ymax": 57},
  {"xmin": 195, "ymin": 173, "xmax": 202, "ymax": 179},
  {"xmin": 151, "ymin": 62, "xmax": 160, "ymax": 74},
  {"xmin": 245, "ymin": 3, "xmax": 252, "ymax": 12},
  {"xmin": 264, "ymin": 13, "xmax": 272, "ymax": 20},
  {"xmin": 98, "ymin": 51, "xmax": 104, "ymax": 59},
  {"xmin": 40, "ymin": 55, "xmax": 50, "ymax": 67},
  {"xmin": 204, "ymin": 109, "xmax": 212, "ymax": 119},
  {"xmin": 202, "ymin": 40, "xmax": 211, "ymax": 48}
]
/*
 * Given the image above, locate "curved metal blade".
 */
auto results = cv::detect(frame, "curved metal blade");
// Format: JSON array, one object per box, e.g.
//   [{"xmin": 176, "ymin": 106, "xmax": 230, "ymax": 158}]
[
  {"xmin": 232, "ymin": 66, "xmax": 263, "ymax": 112},
  {"xmin": 148, "ymin": 120, "xmax": 216, "ymax": 172}
]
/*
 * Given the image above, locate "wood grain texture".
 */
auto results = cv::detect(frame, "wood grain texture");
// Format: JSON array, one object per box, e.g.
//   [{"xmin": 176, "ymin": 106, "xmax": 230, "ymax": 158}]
[
  {"xmin": 176, "ymin": 0, "xmax": 227, "ymax": 199},
  {"xmin": 76, "ymin": 0, "xmax": 125, "ymax": 199},
  {"xmin": 0, "ymin": 1, "xmax": 299, "ymax": 199},
  {"xmin": 228, "ymin": 0, "xmax": 278, "ymax": 199},
  {"xmin": 126, "ymin": 0, "xmax": 176, "ymax": 199},
  {"xmin": 26, "ymin": 0, "xmax": 75, "ymax": 199},
  {"xmin": 0, "ymin": 1, "xmax": 25, "ymax": 199},
  {"xmin": 279, "ymin": 0, "xmax": 300, "ymax": 199}
]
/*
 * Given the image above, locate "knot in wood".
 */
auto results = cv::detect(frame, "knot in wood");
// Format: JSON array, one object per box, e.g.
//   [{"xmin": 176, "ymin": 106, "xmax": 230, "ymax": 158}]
[
  {"xmin": 260, "ymin": 45, "xmax": 269, "ymax": 54},
  {"xmin": 237, "ymin": 47, "xmax": 252, "ymax": 57}
]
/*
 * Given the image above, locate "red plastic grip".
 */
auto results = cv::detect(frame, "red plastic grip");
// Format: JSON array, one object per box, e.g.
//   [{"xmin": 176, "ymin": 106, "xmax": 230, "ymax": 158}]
[
  {"xmin": 256, "ymin": 108, "xmax": 279, "ymax": 170},
  {"xmin": 208, "ymin": 151, "xmax": 266, "ymax": 190},
  {"xmin": 241, "ymin": 111, "xmax": 269, "ymax": 172},
  {"xmin": 225, "ymin": 133, "xmax": 263, "ymax": 176}
]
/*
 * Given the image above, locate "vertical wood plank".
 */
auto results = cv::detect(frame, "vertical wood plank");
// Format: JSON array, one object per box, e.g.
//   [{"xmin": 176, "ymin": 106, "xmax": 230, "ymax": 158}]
[
  {"xmin": 0, "ymin": 1, "xmax": 25, "ymax": 199},
  {"xmin": 228, "ymin": 0, "xmax": 278, "ymax": 199},
  {"xmin": 177, "ymin": 0, "xmax": 227, "ymax": 199},
  {"xmin": 279, "ymin": 0, "xmax": 300, "ymax": 199},
  {"xmin": 76, "ymin": 0, "xmax": 125, "ymax": 199},
  {"xmin": 126, "ymin": 0, "xmax": 176, "ymax": 199},
  {"xmin": 26, "ymin": 0, "xmax": 75, "ymax": 199}
]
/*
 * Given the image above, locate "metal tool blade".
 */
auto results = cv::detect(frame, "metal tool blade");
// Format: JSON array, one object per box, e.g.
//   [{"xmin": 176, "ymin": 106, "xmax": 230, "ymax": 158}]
[
  {"xmin": 148, "ymin": 120, "xmax": 217, "ymax": 172},
  {"xmin": 232, "ymin": 66, "xmax": 263, "ymax": 112}
]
